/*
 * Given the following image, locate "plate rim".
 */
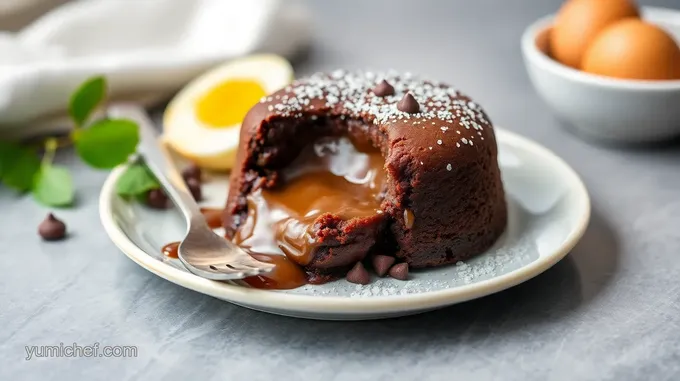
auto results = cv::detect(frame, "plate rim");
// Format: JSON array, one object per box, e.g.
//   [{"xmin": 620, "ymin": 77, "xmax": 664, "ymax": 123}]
[{"xmin": 99, "ymin": 128, "xmax": 591, "ymax": 315}]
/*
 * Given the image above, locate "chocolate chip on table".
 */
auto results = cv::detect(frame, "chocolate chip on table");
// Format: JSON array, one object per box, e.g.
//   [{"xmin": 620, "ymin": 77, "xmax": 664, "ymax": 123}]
[
  {"xmin": 397, "ymin": 92, "xmax": 420, "ymax": 114},
  {"xmin": 388, "ymin": 263, "xmax": 409, "ymax": 280},
  {"xmin": 146, "ymin": 188, "xmax": 169, "ymax": 209},
  {"xmin": 182, "ymin": 164, "xmax": 202, "ymax": 183},
  {"xmin": 346, "ymin": 262, "xmax": 371, "ymax": 285},
  {"xmin": 186, "ymin": 178, "xmax": 202, "ymax": 201},
  {"xmin": 38, "ymin": 213, "xmax": 67, "ymax": 241},
  {"xmin": 372, "ymin": 80, "xmax": 395, "ymax": 97},
  {"xmin": 372, "ymin": 255, "xmax": 396, "ymax": 277}
]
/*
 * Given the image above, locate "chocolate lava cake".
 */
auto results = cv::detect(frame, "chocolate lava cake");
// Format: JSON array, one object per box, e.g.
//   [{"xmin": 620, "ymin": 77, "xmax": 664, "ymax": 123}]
[{"xmin": 223, "ymin": 70, "xmax": 507, "ymax": 286}]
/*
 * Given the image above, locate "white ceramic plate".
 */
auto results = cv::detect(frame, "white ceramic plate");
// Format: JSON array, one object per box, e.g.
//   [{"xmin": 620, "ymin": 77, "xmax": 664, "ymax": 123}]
[{"xmin": 99, "ymin": 128, "xmax": 590, "ymax": 320}]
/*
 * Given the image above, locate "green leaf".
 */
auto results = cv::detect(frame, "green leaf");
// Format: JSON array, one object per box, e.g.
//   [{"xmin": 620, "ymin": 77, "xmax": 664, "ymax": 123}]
[
  {"xmin": 116, "ymin": 162, "xmax": 159, "ymax": 197},
  {"xmin": 0, "ymin": 141, "xmax": 23, "ymax": 179},
  {"xmin": 1, "ymin": 145, "xmax": 40, "ymax": 191},
  {"xmin": 74, "ymin": 118, "xmax": 139, "ymax": 169},
  {"xmin": 69, "ymin": 76, "xmax": 106, "ymax": 127},
  {"xmin": 32, "ymin": 165, "xmax": 74, "ymax": 207}
]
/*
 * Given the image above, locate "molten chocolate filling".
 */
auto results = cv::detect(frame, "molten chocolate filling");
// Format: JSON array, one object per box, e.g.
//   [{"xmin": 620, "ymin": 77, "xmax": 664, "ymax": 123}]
[{"xmin": 233, "ymin": 136, "xmax": 386, "ymax": 289}]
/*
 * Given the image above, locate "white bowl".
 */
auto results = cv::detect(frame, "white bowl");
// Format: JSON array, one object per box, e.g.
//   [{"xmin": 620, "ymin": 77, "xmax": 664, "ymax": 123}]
[{"xmin": 521, "ymin": 7, "xmax": 680, "ymax": 143}]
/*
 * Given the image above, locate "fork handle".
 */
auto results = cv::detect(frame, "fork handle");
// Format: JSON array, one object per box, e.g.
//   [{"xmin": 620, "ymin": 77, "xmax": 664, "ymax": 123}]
[{"xmin": 108, "ymin": 104, "xmax": 205, "ymax": 226}]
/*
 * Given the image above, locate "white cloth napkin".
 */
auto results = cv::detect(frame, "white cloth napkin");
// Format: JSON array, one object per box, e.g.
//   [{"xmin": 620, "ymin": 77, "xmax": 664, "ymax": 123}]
[{"xmin": 0, "ymin": 0, "xmax": 310, "ymax": 138}]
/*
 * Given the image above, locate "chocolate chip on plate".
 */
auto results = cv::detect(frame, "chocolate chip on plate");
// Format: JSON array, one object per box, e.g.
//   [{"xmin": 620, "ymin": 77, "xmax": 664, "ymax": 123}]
[
  {"xmin": 146, "ymin": 188, "xmax": 169, "ymax": 209},
  {"xmin": 38, "ymin": 213, "xmax": 67, "ymax": 241},
  {"xmin": 397, "ymin": 92, "xmax": 420, "ymax": 114},
  {"xmin": 388, "ymin": 263, "xmax": 409, "ymax": 280},
  {"xmin": 186, "ymin": 178, "xmax": 202, "ymax": 201},
  {"xmin": 372, "ymin": 80, "xmax": 395, "ymax": 97},
  {"xmin": 346, "ymin": 262, "xmax": 371, "ymax": 285},
  {"xmin": 372, "ymin": 255, "xmax": 396, "ymax": 277},
  {"xmin": 182, "ymin": 164, "xmax": 202, "ymax": 183}
]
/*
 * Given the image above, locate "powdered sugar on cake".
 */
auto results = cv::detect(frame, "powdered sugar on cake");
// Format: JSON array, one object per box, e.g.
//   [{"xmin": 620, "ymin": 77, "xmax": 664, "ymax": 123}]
[{"xmin": 259, "ymin": 70, "xmax": 492, "ymax": 162}]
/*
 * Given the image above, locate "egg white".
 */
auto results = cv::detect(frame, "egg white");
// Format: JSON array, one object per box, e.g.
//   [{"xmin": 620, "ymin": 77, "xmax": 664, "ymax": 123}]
[{"xmin": 163, "ymin": 54, "xmax": 294, "ymax": 169}]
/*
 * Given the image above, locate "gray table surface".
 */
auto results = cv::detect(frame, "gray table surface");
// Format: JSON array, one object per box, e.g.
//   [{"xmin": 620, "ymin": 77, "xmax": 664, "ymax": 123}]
[{"xmin": 2, "ymin": 1, "xmax": 680, "ymax": 380}]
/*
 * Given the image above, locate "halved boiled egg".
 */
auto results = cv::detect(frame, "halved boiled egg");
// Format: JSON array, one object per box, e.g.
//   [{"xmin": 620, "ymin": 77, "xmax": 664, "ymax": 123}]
[{"xmin": 163, "ymin": 54, "xmax": 294, "ymax": 170}]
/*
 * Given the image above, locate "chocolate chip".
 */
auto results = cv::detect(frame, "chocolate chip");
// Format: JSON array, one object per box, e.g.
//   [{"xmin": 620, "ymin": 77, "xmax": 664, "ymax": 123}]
[
  {"xmin": 372, "ymin": 255, "xmax": 395, "ymax": 277},
  {"xmin": 38, "ymin": 213, "xmax": 67, "ymax": 241},
  {"xmin": 146, "ymin": 188, "xmax": 169, "ymax": 209},
  {"xmin": 182, "ymin": 164, "xmax": 202, "ymax": 183},
  {"xmin": 187, "ymin": 178, "xmax": 202, "ymax": 201},
  {"xmin": 397, "ymin": 92, "xmax": 420, "ymax": 114},
  {"xmin": 388, "ymin": 263, "xmax": 409, "ymax": 280},
  {"xmin": 346, "ymin": 262, "xmax": 371, "ymax": 285},
  {"xmin": 372, "ymin": 80, "xmax": 395, "ymax": 97}
]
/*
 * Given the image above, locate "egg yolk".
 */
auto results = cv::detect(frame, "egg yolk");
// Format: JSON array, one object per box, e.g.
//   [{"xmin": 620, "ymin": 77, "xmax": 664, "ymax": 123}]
[{"xmin": 196, "ymin": 79, "xmax": 266, "ymax": 128}]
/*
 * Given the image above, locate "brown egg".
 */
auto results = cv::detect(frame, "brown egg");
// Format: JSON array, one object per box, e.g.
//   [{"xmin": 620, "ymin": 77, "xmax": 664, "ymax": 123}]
[
  {"xmin": 551, "ymin": 0, "xmax": 639, "ymax": 68},
  {"xmin": 582, "ymin": 20, "xmax": 680, "ymax": 80}
]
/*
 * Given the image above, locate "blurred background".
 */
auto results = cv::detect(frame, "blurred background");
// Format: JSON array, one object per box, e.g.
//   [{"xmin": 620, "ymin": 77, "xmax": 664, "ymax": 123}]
[
  {"xmin": 0, "ymin": 0, "xmax": 69, "ymax": 31},
  {"xmin": 0, "ymin": 0, "xmax": 560, "ymax": 140},
  {"xmin": 3, "ymin": 0, "xmax": 677, "ymax": 143}
]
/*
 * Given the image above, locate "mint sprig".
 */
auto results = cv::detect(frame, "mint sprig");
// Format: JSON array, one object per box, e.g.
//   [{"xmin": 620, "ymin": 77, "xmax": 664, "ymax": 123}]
[
  {"xmin": 31, "ymin": 137, "xmax": 74, "ymax": 207},
  {"xmin": 69, "ymin": 76, "xmax": 106, "ymax": 127},
  {"xmin": 0, "ymin": 75, "xmax": 159, "ymax": 207},
  {"xmin": 74, "ymin": 119, "xmax": 140, "ymax": 169},
  {"xmin": 116, "ymin": 162, "xmax": 159, "ymax": 197},
  {"xmin": 33, "ymin": 165, "xmax": 74, "ymax": 206},
  {"xmin": 0, "ymin": 141, "xmax": 18, "ymax": 178},
  {"xmin": 1, "ymin": 143, "xmax": 40, "ymax": 191}
]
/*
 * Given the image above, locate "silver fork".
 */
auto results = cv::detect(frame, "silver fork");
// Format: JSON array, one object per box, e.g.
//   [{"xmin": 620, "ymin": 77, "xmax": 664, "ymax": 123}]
[{"xmin": 109, "ymin": 104, "xmax": 274, "ymax": 280}]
